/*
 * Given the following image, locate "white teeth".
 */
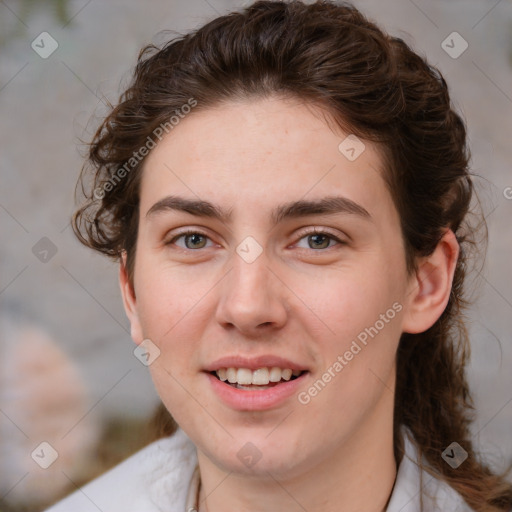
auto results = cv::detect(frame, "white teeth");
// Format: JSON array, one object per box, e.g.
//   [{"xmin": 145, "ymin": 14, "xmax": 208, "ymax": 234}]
[
  {"xmin": 252, "ymin": 368, "xmax": 269, "ymax": 385},
  {"xmin": 236, "ymin": 368, "xmax": 253, "ymax": 385},
  {"xmin": 215, "ymin": 367, "xmax": 302, "ymax": 386},
  {"xmin": 226, "ymin": 368, "xmax": 237, "ymax": 383},
  {"xmin": 281, "ymin": 368, "xmax": 292, "ymax": 381},
  {"xmin": 269, "ymin": 367, "xmax": 282, "ymax": 382}
]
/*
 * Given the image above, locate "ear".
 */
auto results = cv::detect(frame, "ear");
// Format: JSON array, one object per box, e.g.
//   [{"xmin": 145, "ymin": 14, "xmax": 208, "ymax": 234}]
[
  {"xmin": 119, "ymin": 251, "xmax": 144, "ymax": 345},
  {"xmin": 401, "ymin": 229, "xmax": 459, "ymax": 334}
]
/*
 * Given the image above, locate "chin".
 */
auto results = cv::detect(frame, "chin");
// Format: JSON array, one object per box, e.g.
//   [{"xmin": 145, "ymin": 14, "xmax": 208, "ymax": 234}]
[{"xmin": 197, "ymin": 427, "xmax": 315, "ymax": 479}]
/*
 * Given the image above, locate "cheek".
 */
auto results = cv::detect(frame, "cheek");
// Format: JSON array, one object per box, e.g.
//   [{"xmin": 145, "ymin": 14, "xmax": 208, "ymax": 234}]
[
  {"xmin": 308, "ymin": 266, "xmax": 400, "ymax": 341},
  {"xmin": 306, "ymin": 264, "xmax": 404, "ymax": 395},
  {"xmin": 299, "ymin": 283, "xmax": 402, "ymax": 427},
  {"xmin": 134, "ymin": 257, "xmax": 207, "ymax": 337},
  {"xmin": 148, "ymin": 361, "xmax": 203, "ymax": 434}
]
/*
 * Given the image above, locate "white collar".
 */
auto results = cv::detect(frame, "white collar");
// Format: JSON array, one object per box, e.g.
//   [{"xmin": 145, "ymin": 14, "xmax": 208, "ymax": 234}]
[{"xmin": 386, "ymin": 429, "xmax": 472, "ymax": 511}]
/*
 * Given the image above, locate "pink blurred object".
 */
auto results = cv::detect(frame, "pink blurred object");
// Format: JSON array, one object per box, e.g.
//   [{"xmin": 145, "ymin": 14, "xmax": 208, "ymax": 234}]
[{"xmin": 0, "ymin": 313, "xmax": 101, "ymax": 507}]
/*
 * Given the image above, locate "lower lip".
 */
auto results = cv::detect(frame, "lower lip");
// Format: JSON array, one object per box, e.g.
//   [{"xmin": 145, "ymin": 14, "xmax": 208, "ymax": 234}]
[{"xmin": 205, "ymin": 372, "xmax": 309, "ymax": 411}]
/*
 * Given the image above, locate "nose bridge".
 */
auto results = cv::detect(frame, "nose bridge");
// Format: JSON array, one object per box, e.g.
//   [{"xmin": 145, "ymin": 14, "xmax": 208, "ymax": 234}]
[
  {"xmin": 231, "ymin": 248, "xmax": 271, "ymax": 298},
  {"xmin": 215, "ymin": 244, "xmax": 287, "ymax": 332}
]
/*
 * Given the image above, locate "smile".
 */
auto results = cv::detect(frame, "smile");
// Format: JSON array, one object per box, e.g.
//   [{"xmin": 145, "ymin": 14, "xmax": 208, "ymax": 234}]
[
  {"xmin": 206, "ymin": 368, "xmax": 309, "ymax": 410},
  {"xmin": 213, "ymin": 367, "xmax": 304, "ymax": 390}
]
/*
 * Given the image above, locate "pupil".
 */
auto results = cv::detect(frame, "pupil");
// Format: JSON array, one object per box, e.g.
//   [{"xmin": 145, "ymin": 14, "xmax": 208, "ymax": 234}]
[
  {"xmin": 310, "ymin": 234, "xmax": 329, "ymax": 249},
  {"xmin": 186, "ymin": 234, "xmax": 205, "ymax": 249}
]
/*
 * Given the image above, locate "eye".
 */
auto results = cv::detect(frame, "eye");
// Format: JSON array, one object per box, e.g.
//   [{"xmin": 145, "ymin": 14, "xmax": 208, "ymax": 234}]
[
  {"xmin": 165, "ymin": 228, "xmax": 346, "ymax": 252},
  {"xmin": 294, "ymin": 228, "xmax": 345, "ymax": 250},
  {"xmin": 166, "ymin": 230, "xmax": 214, "ymax": 250}
]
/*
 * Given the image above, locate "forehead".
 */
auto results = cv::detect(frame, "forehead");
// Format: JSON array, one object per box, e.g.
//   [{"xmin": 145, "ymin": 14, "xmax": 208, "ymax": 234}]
[{"xmin": 139, "ymin": 97, "xmax": 397, "ymax": 227}]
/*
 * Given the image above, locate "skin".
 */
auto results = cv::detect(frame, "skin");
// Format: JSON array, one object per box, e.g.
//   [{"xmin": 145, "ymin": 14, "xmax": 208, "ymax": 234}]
[{"xmin": 120, "ymin": 96, "xmax": 459, "ymax": 512}]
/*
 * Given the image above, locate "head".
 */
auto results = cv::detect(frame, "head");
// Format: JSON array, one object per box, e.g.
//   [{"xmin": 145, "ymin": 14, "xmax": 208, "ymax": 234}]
[{"xmin": 73, "ymin": 1, "xmax": 512, "ymax": 510}]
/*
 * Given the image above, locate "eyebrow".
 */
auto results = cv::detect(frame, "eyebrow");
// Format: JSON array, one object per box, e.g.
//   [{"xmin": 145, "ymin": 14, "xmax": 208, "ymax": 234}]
[{"xmin": 145, "ymin": 195, "xmax": 372, "ymax": 225}]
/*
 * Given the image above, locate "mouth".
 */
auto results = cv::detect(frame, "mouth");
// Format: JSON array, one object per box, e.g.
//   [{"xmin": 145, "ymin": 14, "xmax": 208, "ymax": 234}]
[{"xmin": 209, "ymin": 367, "xmax": 307, "ymax": 391}]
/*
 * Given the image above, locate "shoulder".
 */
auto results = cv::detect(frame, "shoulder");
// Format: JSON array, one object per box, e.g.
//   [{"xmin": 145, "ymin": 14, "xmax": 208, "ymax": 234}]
[
  {"xmin": 44, "ymin": 428, "xmax": 197, "ymax": 512},
  {"xmin": 386, "ymin": 428, "xmax": 474, "ymax": 512}
]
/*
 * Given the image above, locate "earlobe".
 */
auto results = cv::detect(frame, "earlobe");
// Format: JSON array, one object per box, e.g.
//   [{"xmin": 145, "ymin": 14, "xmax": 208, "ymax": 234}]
[
  {"xmin": 119, "ymin": 251, "xmax": 144, "ymax": 344},
  {"xmin": 401, "ymin": 229, "xmax": 459, "ymax": 334}
]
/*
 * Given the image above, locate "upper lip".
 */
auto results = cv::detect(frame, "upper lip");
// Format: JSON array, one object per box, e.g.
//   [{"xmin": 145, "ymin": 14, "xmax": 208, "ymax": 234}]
[{"xmin": 204, "ymin": 355, "xmax": 309, "ymax": 372}]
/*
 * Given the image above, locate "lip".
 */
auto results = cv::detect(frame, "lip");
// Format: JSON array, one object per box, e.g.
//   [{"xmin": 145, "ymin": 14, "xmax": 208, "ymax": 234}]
[
  {"xmin": 203, "ymin": 355, "xmax": 309, "ymax": 372},
  {"xmin": 205, "ymin": 370, "xmax": 309, "ymax": 411}
]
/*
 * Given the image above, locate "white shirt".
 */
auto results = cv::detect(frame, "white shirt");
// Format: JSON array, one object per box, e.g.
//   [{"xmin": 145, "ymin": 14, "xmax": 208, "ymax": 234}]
[{"xmin": 44, "ymin": 427, "xmax": 473, "ymax": 512}]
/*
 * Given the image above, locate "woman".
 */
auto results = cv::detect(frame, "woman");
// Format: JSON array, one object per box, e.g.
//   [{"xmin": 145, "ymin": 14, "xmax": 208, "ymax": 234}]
[{"xmin": 45, "ymin": 1, "xmax": 512, "ymax": 511}]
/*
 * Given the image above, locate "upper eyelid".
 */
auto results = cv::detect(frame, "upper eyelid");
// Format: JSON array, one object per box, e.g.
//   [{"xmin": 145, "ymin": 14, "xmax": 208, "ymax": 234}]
[{"xmin": 294, "ymin": 226, "xmax": 345, "ymax": 240}]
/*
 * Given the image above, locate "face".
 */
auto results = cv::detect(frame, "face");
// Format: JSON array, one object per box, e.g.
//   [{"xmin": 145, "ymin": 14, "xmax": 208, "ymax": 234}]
[{"xmin": 122, "ymin": 96, "xmax": 414, "ymax": 478}]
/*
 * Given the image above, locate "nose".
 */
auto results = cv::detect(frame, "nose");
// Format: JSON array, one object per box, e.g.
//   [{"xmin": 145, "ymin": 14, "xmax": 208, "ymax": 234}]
[{"xmin": 215, "ymin": 248, "xmax": 288, "ymax": 337}]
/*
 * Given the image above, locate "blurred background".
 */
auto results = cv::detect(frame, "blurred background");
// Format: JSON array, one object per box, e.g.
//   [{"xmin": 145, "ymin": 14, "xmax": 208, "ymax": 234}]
[{"xmin": 0, "ymin": 0, "xmax": 511, "ymax": 510}]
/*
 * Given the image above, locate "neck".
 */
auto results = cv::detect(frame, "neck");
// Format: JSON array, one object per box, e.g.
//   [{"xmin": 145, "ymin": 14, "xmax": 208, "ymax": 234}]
[{"xmin": 195, "ymin": 389, "xmax": 397, "ymax": 512}]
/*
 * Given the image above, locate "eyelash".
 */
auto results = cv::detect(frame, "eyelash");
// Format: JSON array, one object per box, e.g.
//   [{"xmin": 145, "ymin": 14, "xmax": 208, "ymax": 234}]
[{"xmin": 165, "ymin": 228, "xmax": 346, "ymax": 252}]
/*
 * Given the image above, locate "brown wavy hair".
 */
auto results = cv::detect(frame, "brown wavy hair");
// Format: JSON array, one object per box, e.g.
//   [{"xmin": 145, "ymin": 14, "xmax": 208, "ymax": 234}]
[{"xmin": 72, "ymin": 1, "xmax": 512, "ymax": 510}]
